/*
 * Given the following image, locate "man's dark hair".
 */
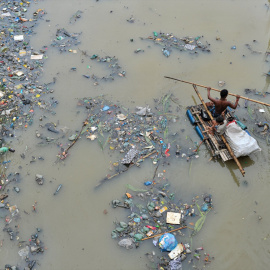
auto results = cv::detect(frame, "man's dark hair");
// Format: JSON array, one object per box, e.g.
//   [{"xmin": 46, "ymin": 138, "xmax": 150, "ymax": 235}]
[
  {"xmin": 216, "ymin": 115, "xmax": 224, "ymax": 123},
  {"xmin": 220, "ymin": 89, "xmax": 228, "ymax": 98}
]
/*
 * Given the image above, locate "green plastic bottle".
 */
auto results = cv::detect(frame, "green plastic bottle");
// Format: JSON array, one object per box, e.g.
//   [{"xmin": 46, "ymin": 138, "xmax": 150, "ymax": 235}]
[{"xmin": 0, "ymin": 147, "xmax": 9, "ymax": 155}]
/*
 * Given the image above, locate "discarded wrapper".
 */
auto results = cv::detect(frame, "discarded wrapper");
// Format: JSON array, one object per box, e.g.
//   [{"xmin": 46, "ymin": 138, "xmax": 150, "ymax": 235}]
[
  {"xmin": 168, "ymin": 243, "xmax": 184, "ymax": 259},
  {"xmin": 166, "ymin": 212, "xmax": 181, "ymax": 224},
  {"xmin": 184, "ymin": 44, "xmax": 195, "ymax": 50},
  {"xmin": 117, "ymin": 114, "xmax": 127, "ymax": 121},
  {"xmin": 87, "ymin": 134, "xmax": 97, "ymax": 141},
  {"xmin": 14, "ymin": 35, "xmax": 24, "ymax": 41},
  {"xmin": 31, "ymin": 54, "xmax": 43, "ymax": 60},
  {"xmin": 121, "ymin": 147, "xmax": 138, "ymax": 164}
]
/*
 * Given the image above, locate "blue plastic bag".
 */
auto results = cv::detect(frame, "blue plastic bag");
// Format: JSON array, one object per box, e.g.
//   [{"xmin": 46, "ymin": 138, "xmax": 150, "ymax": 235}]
[
  {"xmin": 159, "ymin": 233, "xmax": 178, "ymax": 251},
  {"xmin": 102, "ymin": 105, "xmax": 110, "ymax": 111}
]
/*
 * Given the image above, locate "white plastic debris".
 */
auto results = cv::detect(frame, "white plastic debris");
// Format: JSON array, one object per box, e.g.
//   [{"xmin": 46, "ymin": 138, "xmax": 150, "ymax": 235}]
[
  {"xmin": 184, "ymin": 44, "xmax": 195, "ymax": 50},
  {"xmin": 136, "ymin": 106, "xmax": 151, "ymax": 116},
  {"xmin": 121, "ymin": 147, "xmax": 138, "ymax": 164},
  {"xmin": 9, "ymin": 205, "xmax": 19, "ymax": 217},
  {"xmin": 218, "ymin": 80, "xmax": 226, "ymax": 87},
  {"xmin": 31, "ymin": 54, "xmax": 43, "ymax": 60},
  {"xmin": 14, "ymin": 35, "xmax": 24, "ymax": 41},
  {"xmin": 259, "ymin": 109, "xmax": 265, "ymax": 113},
  {"xmin": 1, "ymin": 12, "xmax": 11, "ymax": 18},
  {"xmin": 166, "ymin": 212, "xmax": 181, "ymax": 225},
  {"xmin": 14, "ymin": 70, "xmax": 24, "ymax": 76},
  {"xmin": 19, "ymin": 50, "xmax": 27, "ymax": 56},
  {"xmin": 18, "ymin": 246, "xmax": 30, "ymax": 258},
  {"xmin": 90, "ymin": 127, "xmax": 97, "ymax": 132},
  {"xmin": 1, "ymin": 109, "xmax": 11, "ymax": 115},
  {"xmin": 117, "ymin": 114, "xmax": 127, "ymax": 121},
  {"xmin": 87, "ymin": 134, "xmax": 97, "ymax": 141},
  {"xmin": 168, "ymin": 243, "xmax": 184, "ymax": 259},
  {"xmin": 118, "ymin": 238, "xmax": 134, "ymax": 249}
]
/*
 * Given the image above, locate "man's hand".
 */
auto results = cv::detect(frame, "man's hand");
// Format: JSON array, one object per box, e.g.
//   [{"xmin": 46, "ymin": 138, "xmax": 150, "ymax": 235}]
[
  {"xmin": 236, "ymin": 95, "xmax": 240, "ymax": 100},
  {"xmin": 207, "ymin": 87, "xmax": 211, "ymax": 92}
]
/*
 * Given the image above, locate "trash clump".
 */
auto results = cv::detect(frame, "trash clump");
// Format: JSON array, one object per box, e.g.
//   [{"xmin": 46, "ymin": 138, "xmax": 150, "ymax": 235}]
[
  {"xmin": 141, "ymin": 32, "xmax": 210, "ymax": 57},
  {"xmin": 0, "ymin": 1, "xmax": 51, "ymax": 268},
  {"xmin": 110, "ymin": 178, "xmax": 214, "ymax": 269},
  {"xmin": 51, "ymin": 28, "xmax": 82, "ymax": 53},
  {"xmin": 69, "ymin": 10, "xmax": 83, "ymax": 24},
  {"xmin": 89, "ymin": 55, "xmax": 126, "ymax": 83},
  {"xmin": 56, "ymin": 94, "xmax": 202, "ymax": 188}
]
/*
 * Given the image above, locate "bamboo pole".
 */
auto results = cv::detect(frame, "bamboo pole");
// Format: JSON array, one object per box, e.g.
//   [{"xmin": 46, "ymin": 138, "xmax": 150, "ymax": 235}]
[
  {"xmin": 141, "ymin": 226, "xmax": 188, "ymax": 241},
  {"xmin": 164, "ymin": 76, "xmax": 270, "ymax": 107},
  {"xmin": 192, "ymin": 84, "xmax": 245, "ymax": 176},
  {"xmin": 194, "ymin": 113, "xmax": 223, "ymax": 159},
  {"xmin": 95, "ymin": 150, "xmax": 157, "ymax": 188},
  {"xmin": 192, "ymin": 118, "xmax": 215, "ymax": 157},
  {"xmin": 60, "ymin": 117, "xmax": 89, "ymax": 160}
]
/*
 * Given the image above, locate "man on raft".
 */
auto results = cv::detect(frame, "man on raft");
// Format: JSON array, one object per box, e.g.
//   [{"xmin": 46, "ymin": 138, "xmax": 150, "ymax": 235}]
[{"xmin": 206, "ymin": 87, "xmax": 240, "ymax": 117}]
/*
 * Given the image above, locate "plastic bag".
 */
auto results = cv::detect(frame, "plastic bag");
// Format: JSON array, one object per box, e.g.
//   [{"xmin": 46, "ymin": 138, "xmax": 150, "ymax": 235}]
[
  {"xmin": 169, "ymin": 256, "xmax": 182, "ymax": 270},
  {"xmin": 225, "ymin": 122, "xmax": 261, "ymax": 157},
  {"xmin": 200, "ymin": 109, "xmax": 211, "ymax": 121},
  {"xmin": 118, "ymin": 238, "xmax": 134, "ymax": 249},
  {"xmin": 159, "ymin": 233, "xmax": 178, "ymax": 251}
]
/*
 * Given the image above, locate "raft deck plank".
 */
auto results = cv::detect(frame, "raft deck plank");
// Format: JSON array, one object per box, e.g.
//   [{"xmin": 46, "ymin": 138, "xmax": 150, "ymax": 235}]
[{"xmin": 188, "ymin": 104, "xmax": 234, "ymax": 162}]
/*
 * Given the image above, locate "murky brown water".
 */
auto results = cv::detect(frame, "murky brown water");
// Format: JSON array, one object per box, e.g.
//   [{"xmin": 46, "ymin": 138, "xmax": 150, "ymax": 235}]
[{"xmin": 2, "ymin": 0, "xmax": 270, "ymax": 269}]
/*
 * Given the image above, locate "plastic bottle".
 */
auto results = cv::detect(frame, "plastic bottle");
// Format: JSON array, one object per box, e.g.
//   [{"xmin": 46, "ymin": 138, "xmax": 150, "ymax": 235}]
[
  {"xmin": 162, "ymin": 49, "xmax": 170, "ymax": 57},
  {"xmin": 144, "ymin": 181, "xmax": 152, "ymax": 186},
  {"xmin": 0, "ymin": 147, "xmax": 9, "ymax": 155}
]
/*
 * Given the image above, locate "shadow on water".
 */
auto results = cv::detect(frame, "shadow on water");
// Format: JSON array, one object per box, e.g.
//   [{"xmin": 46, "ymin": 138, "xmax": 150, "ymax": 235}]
[{"xmin": 219, "ymin": 157, "xmax": 255, "ymax": 187}]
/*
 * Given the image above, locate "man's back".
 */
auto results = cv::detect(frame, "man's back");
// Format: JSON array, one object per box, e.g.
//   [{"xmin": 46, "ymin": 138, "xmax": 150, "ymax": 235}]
[
  {"xmin": 207, "ymin": 87, "xmax": 240, "ymax": 115},
  {"xmin": 211, "ymin": 99, "xmax": 232, "ymax": 114}
]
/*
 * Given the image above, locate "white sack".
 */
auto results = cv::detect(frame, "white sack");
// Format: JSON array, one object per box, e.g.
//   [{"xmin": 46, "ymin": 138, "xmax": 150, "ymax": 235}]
[{"xmin": 225, "ymin": 122, "xmax": 261, "ymax": 158}]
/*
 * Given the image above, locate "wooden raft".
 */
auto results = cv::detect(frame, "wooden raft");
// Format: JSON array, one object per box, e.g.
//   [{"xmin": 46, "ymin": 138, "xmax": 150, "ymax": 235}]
[{"xmin": 188, "ymin": 104, "xmax": 233, "ymax": 162}]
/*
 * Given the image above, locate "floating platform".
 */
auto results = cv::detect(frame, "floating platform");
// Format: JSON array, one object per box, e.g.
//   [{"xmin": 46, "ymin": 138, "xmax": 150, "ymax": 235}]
[{"xmin": 187, "ymin": 104, "xmax": 235, "ymax": 162}]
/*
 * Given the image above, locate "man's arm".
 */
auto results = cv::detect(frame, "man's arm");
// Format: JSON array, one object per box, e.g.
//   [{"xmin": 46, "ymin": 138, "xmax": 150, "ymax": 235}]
[
  {"xmin": 207, "ymin": 119, "xmax": 217, "ymax": 135},
  {"xmin": 227, "ymin": 95, "xmax": 240, "ymax": 109},
  {"xmin": 207, "ymin": 87, "xmax": 216, "ymax": 103}
]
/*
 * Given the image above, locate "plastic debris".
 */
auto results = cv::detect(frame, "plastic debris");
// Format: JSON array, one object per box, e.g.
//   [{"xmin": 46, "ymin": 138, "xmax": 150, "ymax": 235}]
[
  {"xmin": 162, "ymin": 48, "xmax": 170, "ymax": 57},
  {"xmin": 168, "ymin": 244, "xmax": 184, "ymax": 259},
  {"xmin": 121, "ymin": 147, "xmax": 138, "ymax": 165},
  {"xmin": 159, "ymin": 233, "xmax": 178, "ymax": 252},
  {"xmin": 118, "ymin": 238, "xmax": 134, "ymax": 249},
  {"xmin": 54, "ymin": 184, "xmax": 62, "ymax": 195},
  {"xmin": 143, "ymin": 32, "xmax": 211, "ymax": 56},
  {"xmin": 144, "ymin": 181, "xmax": 152, "ymax": 186},
  {"xmin": 169, "ymin": 256, "xmax": 182, "ymax": 270},
  {"xmin": 136, "ymin": 106, "xmax": 151, "ymax": 116},
  {"xmin": 35, "ymin": 174, "xmax": 44, "ymax": 185},
  {"xmin": 166, "ymin": 212, "xmax": 181, "ymax": 225},
  {"xmin": 18, "ymin": 246, "xmax": 30, "ymax": 258}
]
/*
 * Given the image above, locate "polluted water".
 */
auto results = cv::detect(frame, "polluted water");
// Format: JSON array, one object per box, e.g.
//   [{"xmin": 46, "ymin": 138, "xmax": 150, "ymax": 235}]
[{"xmin": 1, "ymin": 0, "xmax": 270, "ymax": 270}]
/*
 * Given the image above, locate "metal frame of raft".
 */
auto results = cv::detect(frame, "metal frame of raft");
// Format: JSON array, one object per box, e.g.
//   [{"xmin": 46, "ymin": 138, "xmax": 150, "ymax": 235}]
[{"xmin": 187, "ymin": 104, "xmax": 234, "ymax": 162}]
